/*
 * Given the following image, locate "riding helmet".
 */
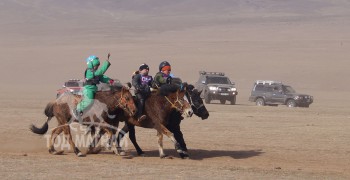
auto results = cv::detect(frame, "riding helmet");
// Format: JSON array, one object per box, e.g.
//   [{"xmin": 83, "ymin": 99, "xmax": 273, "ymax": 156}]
[
  {"xmin": 86, "ymin": 55, "xmax": 100, "ymax": 68},
  {"xmin": 159, "ymin": 61, "xmax": 171, "ymax": 72},
  {"xmin": 139, "ymin": 63, "xmax": 149, "ymax": 71}
]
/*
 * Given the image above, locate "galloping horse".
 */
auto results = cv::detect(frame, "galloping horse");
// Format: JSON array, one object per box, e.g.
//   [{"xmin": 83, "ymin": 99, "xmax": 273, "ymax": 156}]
[
  {"xmin": 30, "ymin": 85, "xmax": 136, "ymax": 157},
  {"xmin": 117, "ymin": 84, "xmax": 209, "ymax": 158}
]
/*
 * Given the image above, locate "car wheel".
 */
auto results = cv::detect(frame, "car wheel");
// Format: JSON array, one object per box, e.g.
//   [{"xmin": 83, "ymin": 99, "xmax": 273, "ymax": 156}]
[
  {"xmin": 286, "ymin": 99, "xmax": 296, "ymax": 107},
  {"xmin": 220, "ymin": 99, "xmax": 226, "ymax": 104},
  {"xmin": 256, "ymin": 98, "xmax": 265, "ymax": 106},
  {"xmin": 204, "ymin": 95, "xmax": 211, "ymax": 104},
  {"xmin": 230, "ymin": 96, "xmax": 236, "ymax": 105}
]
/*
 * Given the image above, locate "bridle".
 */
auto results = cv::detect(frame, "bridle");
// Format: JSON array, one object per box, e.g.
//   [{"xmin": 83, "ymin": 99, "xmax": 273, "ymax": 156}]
[
  {"xmin": 113, "ymin": 88, "xmax": 133, "ymax": 116},
  {"xmin": 164, "ymin": 91, "xmax": 186, "ymax": 112},
  {"xmin": 186, "ymin": 91, "xmax": 204, "ymax": 112}
]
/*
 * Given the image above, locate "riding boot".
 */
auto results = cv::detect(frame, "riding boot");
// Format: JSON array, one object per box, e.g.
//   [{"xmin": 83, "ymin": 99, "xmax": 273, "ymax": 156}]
[
  {"xmin": 135, "ymin": 96, "xmax": 147, "ymax": 122},
  {"xmin": 72, "ymin": 109, "xmax": 83, "ymax": 123}
]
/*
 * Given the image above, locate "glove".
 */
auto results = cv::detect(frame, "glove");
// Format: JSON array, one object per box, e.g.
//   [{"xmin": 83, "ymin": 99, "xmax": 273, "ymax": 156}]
[
  {"xmin": 109, "ymin": 79, "xmax": 115, "ymax": 85},
  {"xmin": 150, "ymin": 88, "xmax": 157, "ymax": 92},
  {"xmin": 166, "ymin": 76, "xmax": 172, "ymax": 84}
]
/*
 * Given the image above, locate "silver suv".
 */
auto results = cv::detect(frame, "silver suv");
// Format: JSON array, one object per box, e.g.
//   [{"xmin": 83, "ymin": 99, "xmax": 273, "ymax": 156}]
[
  {"xmin": 248, "ymin": 80, "xmax": 313, "ymax": 107},
  {"xmin": 195, "ymin": 71, "xmax": 238, "ymax": 105}
]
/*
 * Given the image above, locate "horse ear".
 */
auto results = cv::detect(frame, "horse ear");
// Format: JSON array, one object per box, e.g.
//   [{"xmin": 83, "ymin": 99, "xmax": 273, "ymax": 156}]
[
  {"xmin": 187, "ymin": 84, "xmax": 194, "ymax": 91},
  {"xmin": 125, "ymin": 82, "xmax": 132, "ymax": 89}
]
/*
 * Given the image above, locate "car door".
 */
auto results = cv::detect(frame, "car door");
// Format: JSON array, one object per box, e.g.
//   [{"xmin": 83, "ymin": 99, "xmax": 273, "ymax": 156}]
[
  {"xmin": 271, "ymin": 85, "xmax": 285, "ymax": 104},
  {"xmin": 264, "ymin": 86, "xmax": 275, "ymax": 103}
]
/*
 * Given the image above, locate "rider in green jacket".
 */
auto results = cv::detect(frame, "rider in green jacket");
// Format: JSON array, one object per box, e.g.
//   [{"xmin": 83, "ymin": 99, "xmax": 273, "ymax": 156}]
[
  {"xmin": 72, "ymin": 54, "xmax": 112, "ymax": 120},
  {"xmin": 152, "ymin": 61, "xmax": 172, "ymax": 88}
]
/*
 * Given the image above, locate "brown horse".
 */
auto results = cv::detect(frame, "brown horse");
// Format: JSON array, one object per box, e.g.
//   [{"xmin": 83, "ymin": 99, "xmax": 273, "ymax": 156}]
[
  {"xmin": 88, "ymin": 84, "xmax": 193, "ymax": 158},
  {"xmin": 30, "ymin": 86, "xmax": 136, "ymax": 157},
  {"xmin": 117, "ymin": 84, "xmax": 209, "ymax": 158}
]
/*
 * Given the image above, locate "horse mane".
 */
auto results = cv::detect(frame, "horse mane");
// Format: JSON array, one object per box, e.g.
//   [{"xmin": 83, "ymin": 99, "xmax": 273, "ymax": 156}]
[
  {"xmin": 158, "ymin": 84, "xmax": 179, "ymax": 96},
  {"xmin": 187, "ymin": 84, "xmax": 195, "ymax": 91}
]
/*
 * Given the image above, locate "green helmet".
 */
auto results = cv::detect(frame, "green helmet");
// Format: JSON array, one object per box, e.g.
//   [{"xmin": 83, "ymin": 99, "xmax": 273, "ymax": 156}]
[{"xmin": 86, "ymin": 55, "xmax": 100, "ymax": 68}]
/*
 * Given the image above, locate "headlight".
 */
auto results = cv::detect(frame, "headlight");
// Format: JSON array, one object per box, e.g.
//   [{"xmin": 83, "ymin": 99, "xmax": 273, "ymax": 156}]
[
  {"xmin": 229, "ymin": 88, "xmax": 237, "ymax": 91},
  {"xmin": 209, "ymin": 86, "xmax": 218, "ymax": 91}
]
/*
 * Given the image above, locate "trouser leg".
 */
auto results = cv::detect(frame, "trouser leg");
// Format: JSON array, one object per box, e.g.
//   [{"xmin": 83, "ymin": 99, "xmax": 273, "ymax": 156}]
[{"xmin": 77, "ymin": 88, "xmax": 95, "ymax": 112}]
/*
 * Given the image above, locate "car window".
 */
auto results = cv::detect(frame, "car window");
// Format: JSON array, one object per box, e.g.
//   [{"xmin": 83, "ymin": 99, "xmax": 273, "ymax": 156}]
[
  {"xmin": 207, "ymin": 77, "xmax": 231, "ymax": 84},
  {"xmin": 254, "ymin": 84, "xmax": 265, "ymax": 91},
  {"xmin": 265, "ymin": 86, "xmax": 274, "ymax": 92},
  {"xmin": 65, "ymin": 81, "xmax": 79, "ymax": 87},
  {"xmin": 284, "ymin": 86, "xmax": 296, "ymax": 93}
]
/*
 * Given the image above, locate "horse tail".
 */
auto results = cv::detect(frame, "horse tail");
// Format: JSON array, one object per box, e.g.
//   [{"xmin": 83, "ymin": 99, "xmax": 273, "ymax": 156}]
[
  {"xmin": 44, "ymin": 102, "xmax": 55, "ymax": 118},
  {"xmin": 30, "ymin": 102, "xmax": 55, "ymax": 135}
]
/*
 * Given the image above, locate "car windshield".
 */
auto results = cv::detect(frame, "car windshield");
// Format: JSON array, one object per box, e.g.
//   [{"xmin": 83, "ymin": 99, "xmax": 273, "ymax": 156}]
[
  {"xmin": 283, "ymin": 86, "xmax": 296, "ymax": 93},
  {"xmin": 207, "ymin": 77, "xmax": 231, "ymax": 84},
  {"xmin": 65, "ymin": 81, "xmax": 82, "ymax": 87}
]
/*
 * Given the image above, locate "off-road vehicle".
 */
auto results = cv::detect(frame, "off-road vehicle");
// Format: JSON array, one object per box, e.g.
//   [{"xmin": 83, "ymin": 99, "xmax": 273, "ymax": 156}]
[
  {"xmin": 56, "ymin": 79, "xmax": 122, "ymax": 98},
  {"xmin": 194, "ymin": 71, "xmax": 238, "ymax": 105},
  {"xmin": 248, "ymin": 80, "xmax": 313, "ymax": 107}
]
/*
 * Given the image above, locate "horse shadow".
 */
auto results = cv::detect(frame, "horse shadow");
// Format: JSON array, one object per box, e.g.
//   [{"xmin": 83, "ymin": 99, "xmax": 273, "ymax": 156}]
[{"xmin": 135, "ymin": 149, "xmax": 264, "ymax": 160}]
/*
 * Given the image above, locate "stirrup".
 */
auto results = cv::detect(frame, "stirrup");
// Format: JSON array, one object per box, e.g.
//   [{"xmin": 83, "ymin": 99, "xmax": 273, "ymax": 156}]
[{"xmin": 138, "ymin": 115, "xmax": 147, "ymax": 122}]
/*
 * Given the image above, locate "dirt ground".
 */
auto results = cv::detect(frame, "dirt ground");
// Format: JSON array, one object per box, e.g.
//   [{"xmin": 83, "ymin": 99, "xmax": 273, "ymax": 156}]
[
  {"xmin": 1, "ymin": 93, "xmax": 350, "ymax": 179},
  {"xmin": 1, "ymin": 1, "xmax": 350, "ymax": 179}
]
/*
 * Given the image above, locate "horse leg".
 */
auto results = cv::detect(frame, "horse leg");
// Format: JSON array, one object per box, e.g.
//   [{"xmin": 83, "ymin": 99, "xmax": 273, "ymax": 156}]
[
  {"xmin": 167, "ymin": 120, "xmax": 189, "ymax": 159},
  {"xmin": 127, "ymin": 122, "xmax": 145, "ymax": 156},
  {"xmin": 115, "ymin": 123, "xmax": 129, "ymax": 156},
  {"xmin": 157, "ymin": 131, "xmax": 168, "ymax": 158},
  {"xmin": 86, "ymin": 128, "xmax": 105, "ymax": 154},
  {"xmin": 48, "ymin": 127, "xmax": 64, "ymax": 155},
  {"xmin": 62, "ymin": 126, "xmax": 85, "ymax": 157},
  {"xmin": 158, "ymin": 124, "xmax": 187, "ymax": 158}
]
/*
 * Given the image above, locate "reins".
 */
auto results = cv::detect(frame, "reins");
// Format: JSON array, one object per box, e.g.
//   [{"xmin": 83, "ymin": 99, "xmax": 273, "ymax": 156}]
[
  {"xmin": 164, "ymin": 90, "xmax": 184, "ymax": 112},
  {"xmin": 113, "ymin": 88, "xmax": 130, "ymax": 114}
]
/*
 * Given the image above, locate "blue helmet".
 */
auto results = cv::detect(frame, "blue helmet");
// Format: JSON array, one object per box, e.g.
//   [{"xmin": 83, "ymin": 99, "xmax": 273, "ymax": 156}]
[{"xmin": 86, "ymin": 55, "xmax": 100, "ymax": 68}]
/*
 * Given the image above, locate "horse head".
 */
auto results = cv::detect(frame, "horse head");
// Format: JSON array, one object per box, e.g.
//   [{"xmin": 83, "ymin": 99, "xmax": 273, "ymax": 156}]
[
  {"xmin": 186, "ymin": 88, "xmax": 209, "ymax": 120},
  {"xmin": 167, "ymin": 89, "xmax": 193, "ymax": 118},
  {"xmin": 113, "ymin": 86, "xmax": 137, "ymax": 117}
]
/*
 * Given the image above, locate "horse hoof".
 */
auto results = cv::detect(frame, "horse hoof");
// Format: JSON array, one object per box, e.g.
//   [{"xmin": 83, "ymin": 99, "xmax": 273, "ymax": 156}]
[
  {"xmin": 179, "ymin": 152, "xmax": 189, "ymax": 159},
  {"xmin": 138, "ymin": 153, "xmax": 146, "ymax": 157},
  {"xmin": 119, "ymin": 151, "xmax": 127, "ymax": 156},
  {"xmin": 160, "ymin": 155, "xmax": 173, "ymax": 159},
  {"xmin": 180, "ymin": 154, "xmax": 190, "ymax": 159},
  {"xmin": 50, "ymin": 150, "xmax": 64, "ymax": 155},
  {"xmin": 77, "ymin": 152, "xmax": 86, "ymax": 157}
]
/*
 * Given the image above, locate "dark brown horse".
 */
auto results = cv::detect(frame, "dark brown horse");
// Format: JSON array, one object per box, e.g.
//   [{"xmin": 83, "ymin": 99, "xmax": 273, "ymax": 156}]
[
  {"xmin": 30, "ymin": 86, "xmax": 136, "ymax": 157},
  {"xmin": 88, "ymin": 84, "xmax": 193, "ymax": 158},
  {"xmin": 116, "ymin": 84, "xmax": 209, "ymax": 158}
]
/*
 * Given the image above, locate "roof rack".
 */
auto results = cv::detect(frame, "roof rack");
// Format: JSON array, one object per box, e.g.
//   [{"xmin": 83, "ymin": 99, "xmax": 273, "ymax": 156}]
[
  {"xmin": 199, "ymin": 71, "xmax": 225, "ymax": 76},
  {"xmin": 68, "ymin": 79, "xmax": 82, "ymax": 82},
  {"xmin": 255, "ymin": 80, "xmax": 282, "ymax": 85}
]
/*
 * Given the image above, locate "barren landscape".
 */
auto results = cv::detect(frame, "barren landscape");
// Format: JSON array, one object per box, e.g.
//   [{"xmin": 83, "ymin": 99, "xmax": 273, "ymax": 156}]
[{"xmin": 1, "ymin": 0, "xmax": 350, "ymax": 179}]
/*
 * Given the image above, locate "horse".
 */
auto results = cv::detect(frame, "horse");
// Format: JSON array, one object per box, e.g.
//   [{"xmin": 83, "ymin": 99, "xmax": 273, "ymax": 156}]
[
  {"xmin": 30, "ymin": 85, "xmax": 137, "ymax": 157},
  {"xmin": 88, "ymin": 84, "xmax": 209, "ymax": 158},
  {"xmin": 117, "ymin": 84, "xmax": 209, "ymax": 158},
  {"xmin": 87, "ymin": 84, "xmax": 194, "ymax": 158}
]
